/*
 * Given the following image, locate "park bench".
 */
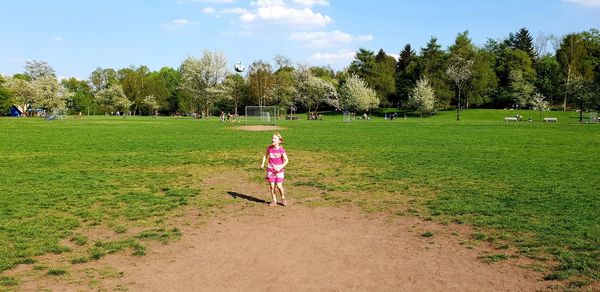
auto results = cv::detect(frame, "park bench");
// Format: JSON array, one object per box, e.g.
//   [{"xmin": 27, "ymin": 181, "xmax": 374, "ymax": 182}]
[
  {"xmin": 544, "ymin": 117, "xmax": 558, "ymax": 123},
  {"xmin": 504, "ymin": 117, "xmax": 518, "ymax": 122}
]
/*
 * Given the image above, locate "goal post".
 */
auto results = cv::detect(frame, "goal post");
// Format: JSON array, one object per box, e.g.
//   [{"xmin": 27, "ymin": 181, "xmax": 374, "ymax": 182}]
[{"xmin": 244, "ymin": 106, "xmax": 278, "ymax": 126}]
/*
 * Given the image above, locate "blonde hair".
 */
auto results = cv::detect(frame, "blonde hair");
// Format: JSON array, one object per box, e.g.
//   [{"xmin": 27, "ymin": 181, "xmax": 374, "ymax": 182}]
[{"xmin": 273, "ymin": 132, "xmax": 284, "ymax": 144}]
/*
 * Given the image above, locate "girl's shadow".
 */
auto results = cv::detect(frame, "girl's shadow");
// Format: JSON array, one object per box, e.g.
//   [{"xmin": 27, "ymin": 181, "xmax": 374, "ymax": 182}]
[{"xmin": 227, "ymin": 191, "xmax": 267, "ymax": 204}]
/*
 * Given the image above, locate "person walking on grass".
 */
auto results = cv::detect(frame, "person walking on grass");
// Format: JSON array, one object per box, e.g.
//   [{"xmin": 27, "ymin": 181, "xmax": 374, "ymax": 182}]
[{"xmin": 260, "ymin": 133, "xmax": 289, "ymax": 207}]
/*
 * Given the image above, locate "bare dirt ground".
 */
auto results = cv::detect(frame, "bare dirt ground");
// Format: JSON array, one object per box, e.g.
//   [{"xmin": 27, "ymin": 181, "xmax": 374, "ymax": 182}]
[
  {"xmin": 7, "ymin": 171, "xmax": 557, "ymax": 291},
  {"xmin": 236, "ymin": 125, "xmax": 283, "ymax": 131}
]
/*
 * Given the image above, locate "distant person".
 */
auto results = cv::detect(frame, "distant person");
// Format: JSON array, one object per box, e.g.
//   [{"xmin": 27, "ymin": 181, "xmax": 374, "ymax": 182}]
[{"xmin": 260, "ymin": 133, "xmax": 289, "ymax": 207}]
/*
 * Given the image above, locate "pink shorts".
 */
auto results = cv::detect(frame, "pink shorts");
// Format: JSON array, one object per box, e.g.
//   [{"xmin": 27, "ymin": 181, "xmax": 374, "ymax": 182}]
[{"xmin": 266, "ymin": 170, "xmax": 284, "ymax": 183}]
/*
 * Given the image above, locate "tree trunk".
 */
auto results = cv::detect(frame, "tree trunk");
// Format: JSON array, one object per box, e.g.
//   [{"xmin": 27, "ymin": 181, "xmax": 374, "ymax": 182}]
[
  {"xmin": 456, "ymin": 87, "xmax": 461, "ymax": 121},
  {"xmin": 579, "ymin": 95, "xmax": 584, "ymax": 123},
  {"xmin": 564, "ymin": 68, "xmax": 571, "ymax": 112}
]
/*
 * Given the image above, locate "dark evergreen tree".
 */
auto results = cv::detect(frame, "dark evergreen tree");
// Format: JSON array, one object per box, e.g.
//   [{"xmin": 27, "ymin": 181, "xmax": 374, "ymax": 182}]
[
  {"xmin": 397, "ymin": 44, "xmax": 415, "ymax": 72},
  {"xmin": 512, "ymin": 28, "xmax": 537, "ymax": 62},
  {"xmin": 348, "ymin": 48, "xmax": 376, "ymax": 80},
  {"xmin": 395, "ymin": 44, "xmax": 418, "ymax": 107}
]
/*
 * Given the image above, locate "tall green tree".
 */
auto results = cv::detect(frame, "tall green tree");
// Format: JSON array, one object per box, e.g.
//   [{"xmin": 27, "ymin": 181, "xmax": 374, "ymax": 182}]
[
  {"xmin": 373, "ymin": 49, "xmax": 397, "ymax": 106},
  {"xmin": 419, "ymin": 37, "xmax": 452, "ymax": 108},
  {"xmin": 61, "ymin": 78, "xmax": 94, "ymax": 115},
  {"xmin": 118, "ymin": 65, "xmax": 150, "ymax": 115},
  {"xmin": 248, "ymin": 60, "xmax": 275, "ymax": 107},
  {"xmin": 348, "ymin": 48, "xmax": 376, "ymax": 82},
  {"xmin": 510, "ymin": 28, "xmax": 537, "ymax": 62},
  {"xmin": 268, "ymin": 67, "xmax": 296, "ymax": 115},
  {"xmin": 556, "ymin": 33, "xmax": 591, "ymax": 111},
  {"xmin": 495, "ymin": 48, "xmax": 535, "ymax": 107},
  {"xmin": 395, "ymin": 44, "xmax": 419, "ymax": 107},
  {"xmin": 157, "ymin": 67, "xmax": 181, "ymax": 113},
  {"xmin": 215, "ymin": 74, "xmax": 246, "ymax": 116},
  {"xmin": 535, "ymin": 55, "xmax": 562, "ymax": 106},
  {"xmin": 468, "ymin": 49, "xmax": 498, "ymax": 107}
]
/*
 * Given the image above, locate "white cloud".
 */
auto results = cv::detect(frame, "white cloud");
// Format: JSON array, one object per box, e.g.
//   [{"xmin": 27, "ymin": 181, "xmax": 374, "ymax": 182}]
[
  {"xmin": 52, "ymin": 37, "xmax": 63, "ymax": 42},
  {"xmin": 202, "ymin": 7, "xmax": 217, "ymax": 14},
  {"xmin": 220, "ymin": 7, "xmax": 249, "ymax": 14},
  {"xmin": 309, "ymin": 49, "xmax": 355, "ymax": 63},
  {"xmin": 288, "ymin": 30, "xmax": 373, "ymax": 48},
  {"xmin": 240, "ymin": 12, "xmax": 256, "ymax": 22},
  {"xmin": 250, "ymin": 0, "xmax": 285, "ymax": 7},
  {"xmin": 564, "ymin": 0, "xmax": 600, "ymax": 6},
  {"xmin": 241, "ymin": 6, "xmax": 332, "ymax": 27},
  {"xmin": 190, "ymin": 0, "xmax": 234, "ymax": 3},
  {"xmin": 162, "ymin": 18, "xmax": 198, "ymax": 29},
  {"xmin": 292, "ymin": 0, "xmax": 329, "ymax": 7},
  {"xmin": 221, "ymin": 30, "xmax": 255, "ymax": 37},
  {"xmin": 356, "ymin": 35, "xmax": 373, "ymax": 41}
]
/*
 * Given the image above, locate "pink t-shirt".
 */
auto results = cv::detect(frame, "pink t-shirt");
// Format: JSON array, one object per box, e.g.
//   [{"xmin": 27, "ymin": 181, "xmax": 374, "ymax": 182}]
[{"xmin": 267, "ymin": 145, "xmax": 286, "ymax": 172}]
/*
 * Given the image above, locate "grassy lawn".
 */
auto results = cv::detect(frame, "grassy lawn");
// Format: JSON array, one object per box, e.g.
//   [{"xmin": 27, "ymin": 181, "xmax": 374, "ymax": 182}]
[{"xmin": 0, "ymin": 109, "xmax": 598, "ymax": 286}]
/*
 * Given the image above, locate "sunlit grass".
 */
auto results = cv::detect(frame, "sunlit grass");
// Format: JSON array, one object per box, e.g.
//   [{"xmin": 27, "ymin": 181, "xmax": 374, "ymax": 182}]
[{"xmin": 0, "ymin": 109, "xmax": 598, "ymax": 285}]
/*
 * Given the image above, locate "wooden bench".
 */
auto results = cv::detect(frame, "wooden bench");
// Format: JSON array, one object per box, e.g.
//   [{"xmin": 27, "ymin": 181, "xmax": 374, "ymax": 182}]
[
  {"xmin": 544, "ymin": 117, "xmax": 558, "ymax": 123},
  {"xmin": 504, "ymin": 117, "xmax": 518, "ymax": 122}
]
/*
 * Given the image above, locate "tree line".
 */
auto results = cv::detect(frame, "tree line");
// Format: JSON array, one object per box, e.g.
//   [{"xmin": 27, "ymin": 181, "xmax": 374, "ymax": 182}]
[{"xmin": 0, "ymin": 28, "xmax": 598, "ymax": 120}]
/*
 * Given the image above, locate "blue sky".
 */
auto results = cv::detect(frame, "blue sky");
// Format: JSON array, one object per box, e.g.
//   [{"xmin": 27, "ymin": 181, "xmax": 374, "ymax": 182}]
[{"xmin": 1, "ymin": 0, "xmax": 599, "ymax": 79}]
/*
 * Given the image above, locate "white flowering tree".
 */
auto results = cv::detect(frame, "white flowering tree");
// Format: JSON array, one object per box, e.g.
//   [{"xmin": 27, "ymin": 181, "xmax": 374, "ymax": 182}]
[
  {"xmin": 180, "ymin": 50, "xmax": 228, "ymax": 117},
  {"xmin": 32, "ymin": 77, "xmax": 68, "ymax": 115},
  {"xmin": 97, "ymin": 84, "xmax": 131, "ymax": 113},
  {"xmin": 338, "ymin": 74, "xmax": 378, "ymax": 113},
  {"xmin": 446, "ymin": 55, "xmax": 474, "ymax": 121},
  {"xmin": 6, "ymin": 77, "xmax": 35, "ymax": 116},
  {"xmin": 142, "ymin": 95, "xmax": 159, "ymax": 115},
  {"xmin": 293, "ymin": 67, "xmax": 338, "ymax": 118},
  {"xmin": 407, "ymin": 77, "xmax": 436, "ymax": 117},
  {"xmin": 530, "ymin": 92, "xmax": 549, "ymax": 121}
]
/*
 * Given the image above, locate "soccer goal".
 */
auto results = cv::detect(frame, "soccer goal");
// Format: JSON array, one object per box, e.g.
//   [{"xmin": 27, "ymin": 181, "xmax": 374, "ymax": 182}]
[
  {"xmin": 590, "ymin": 112, "xmax": 599, "ymax": 123},
  {"xmin": 342, "ymin": 110, "xmax": 353, "ymax": 122},
  {"xmin": 245, "ymin": 106, "xmax": 278, "ymax": 126}
]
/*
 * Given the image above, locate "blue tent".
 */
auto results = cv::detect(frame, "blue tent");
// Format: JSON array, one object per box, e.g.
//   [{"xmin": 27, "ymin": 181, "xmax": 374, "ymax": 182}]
[{"xmin": 9, "ymin": 106, "xmax": 22, "ymax": 117}]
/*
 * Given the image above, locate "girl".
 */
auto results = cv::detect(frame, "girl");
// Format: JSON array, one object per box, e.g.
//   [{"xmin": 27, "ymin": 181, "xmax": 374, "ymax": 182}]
[{"xmin": 260, "ymin": 133, "xmax": 289, "ymax": 207}]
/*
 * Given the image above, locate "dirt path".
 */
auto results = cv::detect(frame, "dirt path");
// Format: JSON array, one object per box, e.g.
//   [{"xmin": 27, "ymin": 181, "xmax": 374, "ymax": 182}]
[
  {"xmin": 20, "ymin": 204, "xmax": 544, "ymax": 291},
  {"xmin": 9, "ymin": 170, "xmax": 553, "ymax": 291}
]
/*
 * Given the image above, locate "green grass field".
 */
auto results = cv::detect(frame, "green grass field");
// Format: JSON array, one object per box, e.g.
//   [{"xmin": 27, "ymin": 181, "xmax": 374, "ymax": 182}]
[{"xmin": 0, "ymin": 109, "xmax": 598, "ymax": 287}]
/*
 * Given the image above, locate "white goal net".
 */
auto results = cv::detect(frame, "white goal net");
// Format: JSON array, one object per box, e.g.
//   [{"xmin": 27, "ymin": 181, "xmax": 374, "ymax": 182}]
[{"xmin": 245, "ymin": 106, "xmax": 278, "ymax": 125}]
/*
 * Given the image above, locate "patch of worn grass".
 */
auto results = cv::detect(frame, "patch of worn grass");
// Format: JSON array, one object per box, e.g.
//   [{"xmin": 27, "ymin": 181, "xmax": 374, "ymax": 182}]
[
  {"xmin": 47, "ymin": 268, "xmax": 68, "ymax": 276},
  {"xmin": 479, "ymin": 253, "xmax": 511, "ymax": 263},
  {"xmin": 70, "ymin": 235, "xmax": 88, "ymax": 246},
  {"xmin": 0, "ymin": 276, "xmax": 19, "ymax": 287},
  {"xmin": 89, "ymin": 239, "xmax": 146, "ymax": 260},
  {"xmin": 135, "ymin": 228, "xmax": 182, "ymax": 243}
]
